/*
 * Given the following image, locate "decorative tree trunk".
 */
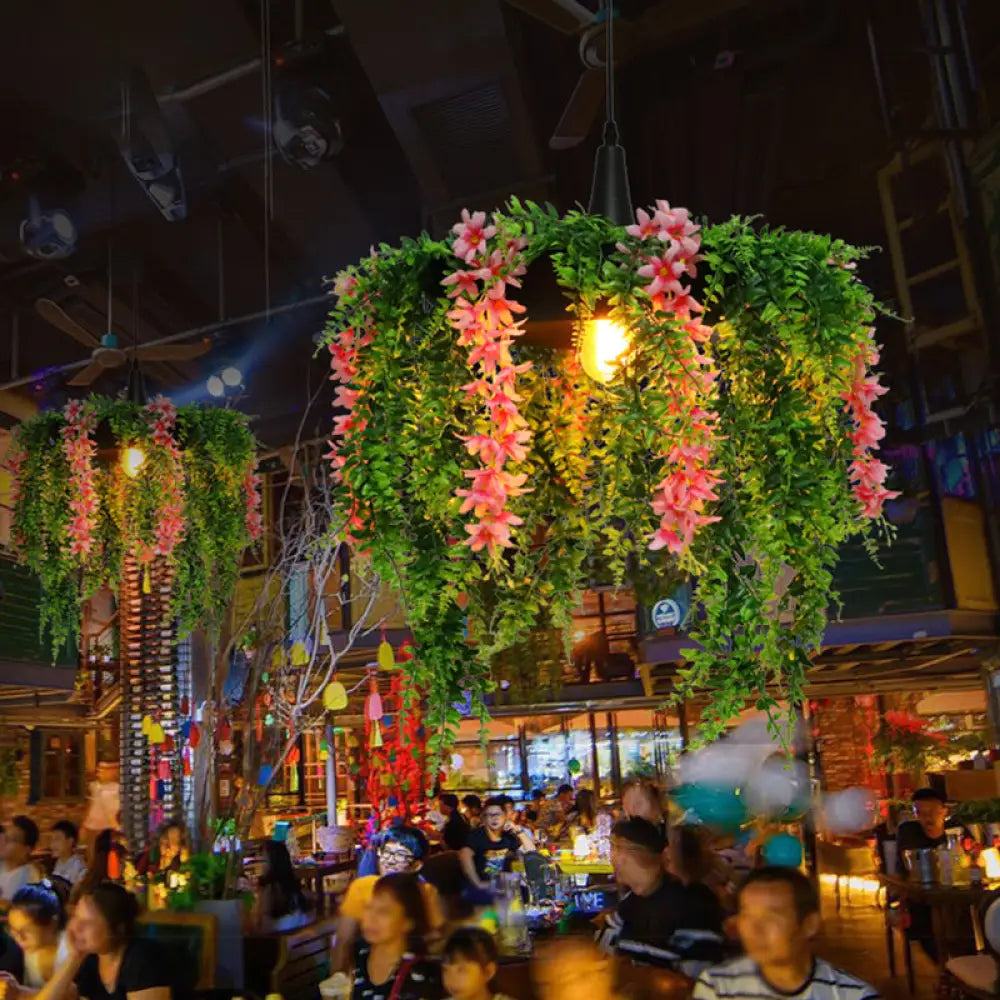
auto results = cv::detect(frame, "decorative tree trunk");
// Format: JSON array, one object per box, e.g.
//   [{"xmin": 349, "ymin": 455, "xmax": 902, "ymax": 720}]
[{"xmin": 119, "ymin": 556, "xmax": 180, "ymax": 850}]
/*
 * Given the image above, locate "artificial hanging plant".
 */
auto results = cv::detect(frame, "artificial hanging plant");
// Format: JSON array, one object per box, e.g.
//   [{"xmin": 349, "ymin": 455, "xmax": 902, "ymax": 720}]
[
  {"xmin": 9, "ymin": 395, "xmax": 261, "ymax": 656},
  {"xmin": 322, "ymin": 199, "xmax": 896, "ymax": 754}
]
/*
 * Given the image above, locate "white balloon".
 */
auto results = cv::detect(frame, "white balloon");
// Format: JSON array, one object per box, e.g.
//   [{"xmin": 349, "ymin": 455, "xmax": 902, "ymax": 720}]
[
  {"xmin": 679, "ymin": 742, "xmax": 757, "ymax": 789},
  {"xmin": 450, "ymin": 753, "xmax": 464, "ymax": 771},
  {"xmin": 821, "ymin": 787, "xmax": 878, "ymax": 835},
  {"xmin": 745, "ymin": 758, "xmax": 809, "ymax": 818}
]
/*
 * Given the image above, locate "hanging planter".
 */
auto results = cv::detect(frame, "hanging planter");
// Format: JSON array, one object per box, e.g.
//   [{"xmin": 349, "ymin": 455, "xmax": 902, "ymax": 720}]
[
  {"xmin": 9, "ymin": 395, "xmax": 261, "ymax": 656},
  {"xmin": 323, "ymin": 199, "xmax": 896, "ymax": 751}
]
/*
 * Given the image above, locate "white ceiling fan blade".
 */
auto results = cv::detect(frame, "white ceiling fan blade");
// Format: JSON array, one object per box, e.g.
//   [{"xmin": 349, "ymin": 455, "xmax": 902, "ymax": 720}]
[{"xmin": 35, "ymin": 299, "xmax": 101, "ymax": 348}]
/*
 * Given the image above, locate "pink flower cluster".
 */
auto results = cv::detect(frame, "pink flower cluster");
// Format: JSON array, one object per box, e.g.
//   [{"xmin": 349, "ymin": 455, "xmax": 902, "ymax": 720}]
[
  {"xmin": 842, "ymin": 329, "xmax": 899, "ymax": 518},
  {"xmin": 445, "ymin": 210, "xmax": 532, "ymax": 557},
  {"xmin": 145, "ymin": 396, "xmax": 185, "ymax": 559},
  {"xmin": 328, "ymin": 269, "xmax": 375, "ymax": 548},
  {"xmin": 61, "ymin": 400, "xmax": 98, "ymax": 558},
  {"xmin": 244, "ymin": 469, "xmax": 264, "ymax": 541},
  {"xmin": 625, "ymin": 201, "xmax": 722, "ymax": 555}
]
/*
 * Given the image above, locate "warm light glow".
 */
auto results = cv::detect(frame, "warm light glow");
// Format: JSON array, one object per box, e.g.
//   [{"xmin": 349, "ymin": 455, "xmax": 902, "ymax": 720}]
[
  {"xmin": 122, "ymin": 447, "xmax": 146, "ymax": 478},
  {"xmin": 206, "ymin": 375, "xmax": 225, "ymax": 398},
  {"xmin": 221, "ymin": 366, "xmax": 243, "ymax": 387},
  {"xmin": 579, "ymin": 317, "xmax": 632, "ymax": 383},
  {"xmin": 819, "ymin": 873, "xmax": 881, "ymax": 894},
  {"xmin": 982, "ymin": 847, "xmax": 1000, "ymax": 880},
  {"xmin": 573, "ymin": 834, "xmax": 592, "ymax": 860}
]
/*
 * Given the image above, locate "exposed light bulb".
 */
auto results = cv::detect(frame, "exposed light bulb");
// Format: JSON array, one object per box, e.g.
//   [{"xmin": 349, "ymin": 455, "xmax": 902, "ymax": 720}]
[
  {"xmin": 122, "ymin": 447, "xmax": 146, "ymax": 478},
  {"xmin": 206, "ymin": 375, "xmax": 225, "ymax": 398},
  {"xmin": 579, "ymin": 317, "xmax": 632, "ymax": 383},
  {"xmin": 221, "ymin": 366, "xmax": 243, "ymax": 387}
]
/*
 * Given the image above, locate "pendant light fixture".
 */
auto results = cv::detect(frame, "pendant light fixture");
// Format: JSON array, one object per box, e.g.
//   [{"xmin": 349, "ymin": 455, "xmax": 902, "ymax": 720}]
[{"xmin": 587, "ymin": 0, "xmax": 632, "ymax": 225}]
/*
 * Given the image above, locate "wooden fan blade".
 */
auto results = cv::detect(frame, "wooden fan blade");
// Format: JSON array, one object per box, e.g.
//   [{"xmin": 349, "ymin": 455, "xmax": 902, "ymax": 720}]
[
  {"xmin": 132, "ymin": 341, "xmax": 210, "ymax": 363},
  {"xmin": 549, "ymin": 67, "xmax": 605, "ymax": 149},
  {"xmin": 505, "ymin": 0, "xmax": 595, "ymax": 34},
  {"xmin": 67, "ymin": 361, "xmax": 110, "ymax": 387},
  {"xmin": 35, "ymin": 299, "xmax": 100, "ymax": 348}
]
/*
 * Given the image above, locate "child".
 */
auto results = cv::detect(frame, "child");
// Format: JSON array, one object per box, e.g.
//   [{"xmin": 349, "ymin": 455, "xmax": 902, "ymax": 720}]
[
  {"xmin": 442, "ymin": 928, "xmax": 515, "ymax": 1000},
  {"xmin": 694, "ymin": 867, "xmax": 880, "ymax": 1000}
]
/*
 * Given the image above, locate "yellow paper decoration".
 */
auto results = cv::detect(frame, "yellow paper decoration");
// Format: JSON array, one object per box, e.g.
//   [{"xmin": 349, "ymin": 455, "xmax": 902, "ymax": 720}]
[
  {"xmin": 323, "ymin": 681, "xmax": 348, "ymax": 711},
  {"xmin": 271, "ymin": 647, "xmax": 284, "ymax": 667},
  {"xmin": 370, "ymin": 720, "xmax": 383, "ymax": 748},
  {"xmin": 290, "ymin": 641, "xmax": 309, "ymax": 666},
  {"xmin": 141, "ymin": 715, "xmax": 153, "ymax": 736},
  {"xmin": 377, "ymin": 640, "xmax": 395, "ymax": 671},
  {"xmin": 148, "ymin": 723, "xmax": 166, "ymax": 745}
]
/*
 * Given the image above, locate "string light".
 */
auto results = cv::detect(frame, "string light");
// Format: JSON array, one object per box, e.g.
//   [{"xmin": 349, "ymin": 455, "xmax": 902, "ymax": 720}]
[{"xmin": 121, "ymin": 447, "xmax": 146, "ymax": 478}]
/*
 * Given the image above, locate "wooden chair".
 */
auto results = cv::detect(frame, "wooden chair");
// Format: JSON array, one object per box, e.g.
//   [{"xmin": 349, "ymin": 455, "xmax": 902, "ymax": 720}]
[
  {"xmin": 945, "ymin": 893, "xmax": 1000, "ymax": 1000},
  {"xmin": 137, "ymin": 909, "xmax": 219, "ymax": 993},
  {"xmin": 246, "ymin": 915, "xmax": 339, "ymax": 1000}
]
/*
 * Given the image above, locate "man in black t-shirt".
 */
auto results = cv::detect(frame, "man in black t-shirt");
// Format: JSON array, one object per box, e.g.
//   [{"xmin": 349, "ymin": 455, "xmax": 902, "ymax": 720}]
[
  {"xmin": 460, "ymin": 795, "xmax": 534, "ymax": 889},
  {"xmin": 438, "ymin": 793, "xmax": 470, "ymax": 852},
  {"xmin": 608, "ymin": 818, "xmax": 724, "ymax": 971}
]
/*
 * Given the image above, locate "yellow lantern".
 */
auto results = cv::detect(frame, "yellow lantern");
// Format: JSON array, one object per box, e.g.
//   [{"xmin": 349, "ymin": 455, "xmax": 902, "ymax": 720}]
[
  {"xmin": 377, "ymin": 640, "xmax": 395, "ymax": 671},
  {"xmin": 577, "ymin": 316, "xmax": 632, "ymax": 383},
  {"xmin": 323, "ymin": 681, "xmax": 348, "ymax": 711},
  {"xmin": 121, "ymin": 447, "xmax": 146, "ymax": 478}
]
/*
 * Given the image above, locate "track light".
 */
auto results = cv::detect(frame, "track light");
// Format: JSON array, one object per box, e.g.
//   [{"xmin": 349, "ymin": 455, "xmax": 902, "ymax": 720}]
[
  {"xmin": 221, "ymin": 366, "xmax": 243, "ymax": 387},
  {"xmin": 207, "ymin": 375, "xmax": 225, "ymax": 398},
  {"xmin": 20, "ymin": 208, "xmax": 77, "ymax": 260},
  {"xmin": 273, "ymin": 82, "xmax": 343, "ymax": 170}
]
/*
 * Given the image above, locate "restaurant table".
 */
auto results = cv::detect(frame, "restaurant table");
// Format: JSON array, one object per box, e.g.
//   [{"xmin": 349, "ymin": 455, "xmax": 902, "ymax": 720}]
[
  {"xmin": 877, "ymin": 873, "xmax": 996, "ymax": 964},
  {"xmin": 293, "ymin": 857, "xmax": 355, "ymax": 914}
]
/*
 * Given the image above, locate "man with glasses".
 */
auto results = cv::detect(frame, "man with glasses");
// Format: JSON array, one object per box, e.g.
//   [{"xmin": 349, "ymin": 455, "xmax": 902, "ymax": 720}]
[
  {"xmin": 0, "ymin": 817, "xmax": 41, "ymax": 910},
  {"xmin": 460, "ymin": 796, "xmax": 534, "ymax": 891},
  {"xmin": 332, "ymin": 825, "xmax": 444, "ymax": 969}
]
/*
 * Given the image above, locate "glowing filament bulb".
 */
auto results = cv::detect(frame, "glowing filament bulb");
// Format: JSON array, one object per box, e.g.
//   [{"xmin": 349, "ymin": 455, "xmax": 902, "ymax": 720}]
[
  {"xmin": 579, "ymin": 317, "xmax": 632, "ymax": 383},
  {"xmin": 122, "ymin": 447, "xmax": 146, "ymax": 478}
]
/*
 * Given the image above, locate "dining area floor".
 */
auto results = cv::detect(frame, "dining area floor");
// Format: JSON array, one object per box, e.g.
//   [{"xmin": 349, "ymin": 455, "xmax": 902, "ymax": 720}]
[{"xmin": 817, "ymin": 887, "xmax": 940, "ymax": 1000}]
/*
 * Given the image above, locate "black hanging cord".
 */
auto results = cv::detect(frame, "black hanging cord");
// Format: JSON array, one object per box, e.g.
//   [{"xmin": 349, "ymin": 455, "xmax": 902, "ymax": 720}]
[{"xmin": 603, "ymin": 0, "xmax": 619, "ymax": 143}]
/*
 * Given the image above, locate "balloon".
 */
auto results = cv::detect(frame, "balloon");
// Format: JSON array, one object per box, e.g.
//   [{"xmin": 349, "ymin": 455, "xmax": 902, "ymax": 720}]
[
  {"xmin": 189, "ymin": 723, "xmax": 201, "ymax": 749},
  {"xmin": 377, "ymin": 640, "xmax": 395, "ymax": 671},
  {"xmin": 762, "ymin": 832, "xmax": 804, "ymax": 868},
  {"xmin": 821, "ymin": 787, "xmax": 878, "ymax": 835},
  {"xmin": 258, "ymin": 764, "xmax": 273, "ymax": 785},
  {"xmin": 673, "ymin": 783, "xmax": 747, "ymax": 832},
  {"xmin": 679, "ymin": 743, "xmax": 756, "ymax": 789},
  {"xmin": 568, "ymin": 758, "xmax": 582, "ymax": 776},
  {"xmin": 745, "ymin": 757, "xmax": 811, "ymax": 821},
  {"xmin": 323, "ymin": 682, "xmax": 348, "ymax": 711},
  {"xmin": 451, "ymin": 753, "xmax": 465, "ymax": 771}
]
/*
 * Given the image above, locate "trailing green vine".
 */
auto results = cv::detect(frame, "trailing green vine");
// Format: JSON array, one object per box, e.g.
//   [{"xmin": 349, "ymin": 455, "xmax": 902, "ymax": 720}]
[
  {"xmin": 10, "ymin": 397, "xmax": 260, "ymax": 657},
  {"xmin": 322, "ymin": 201, "xmax": 895, "ymax": 751}
]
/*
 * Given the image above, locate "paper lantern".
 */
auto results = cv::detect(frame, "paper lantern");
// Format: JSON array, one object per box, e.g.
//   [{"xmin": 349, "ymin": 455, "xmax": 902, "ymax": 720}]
[
  {"xmin": 180, "ymin": 721, "xmax": 192, "ymax": 741},
  {"xmin": 158, "ymin": 758, "xmax": 172, "ymax": 780},
  {"xmin": 377, "ymin": 640, "xmax": 395, "ymax": 671},
  {"xmin": 762, "ymin": 832, "xmax": 804, "ymax": 868},
  {"xmin": 163, "ymin": 734, "xmax": 175, "ymax": 753},
  {"xmin": 219, "ymin": 719, "xmax": 232, "ymax": 742},
  {"xmin": 370, "ymin": 720, "xmax": 383, "ymax": 748},
  {"xmin": 271, "ymin": 647, "xmax": 284, "ymax": 667},
  {"xmin": 188, "ymin": 723, "xmax": 201, "ymax": 749},
  {"xmin": 673, "ymin": 783, "xmax": 746, "ymax": 832},
  {"xmin": 141, "ymin": 715, "xmax": 153, "ymax": 737},
  {"xmin": 366, "ymin": 691, "xmax": 383, "ymax": 721},
  {"xmin": 745, "ymin": 758, "xmax": 810, "ymax": 821},
  {"xmin": 148, "ymin": 724, "xmax": 166, "ymax": 745},
  {"xmin": 291, "ymin": 640, "xmax": 310, "ymax": 666},
  {"xmin": 323, "ymin": 682, "xmax": 348, "ymax": 711}
]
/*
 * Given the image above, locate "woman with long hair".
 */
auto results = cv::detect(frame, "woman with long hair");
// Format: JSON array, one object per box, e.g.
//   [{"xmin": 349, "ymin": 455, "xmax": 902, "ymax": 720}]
[
  {"xmin": 254, "ymin": 840, "xmax": 311, "ymax": 932},
  {"xmin": 572, "ymin": 790, "xmax": 597, "ymax": 834},
  {"xmin": 351, "ymin": 873, "xmax": 439, "ymax": 1000}
]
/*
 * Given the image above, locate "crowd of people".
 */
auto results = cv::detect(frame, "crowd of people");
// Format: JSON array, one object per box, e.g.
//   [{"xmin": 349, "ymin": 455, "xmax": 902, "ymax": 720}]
[{"xmin": 0, "ymin": 779, "xmax": 924, "ymax": 1000}]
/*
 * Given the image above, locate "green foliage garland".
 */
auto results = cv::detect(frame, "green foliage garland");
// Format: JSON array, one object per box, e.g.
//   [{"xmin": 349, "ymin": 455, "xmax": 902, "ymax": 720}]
[
  {"xmin": 10, "ymin": 398, "xmax": 259, "ymax": 657},
  {"xmin": 323, "ymin": 201, "xmax": 892, "ymax": 752}
]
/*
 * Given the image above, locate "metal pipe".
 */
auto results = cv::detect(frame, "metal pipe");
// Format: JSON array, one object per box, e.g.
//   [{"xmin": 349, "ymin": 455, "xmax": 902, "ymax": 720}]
[
  {"xmin": 866, "ymin": 16, "xmax": 894, "ymax": 142},
  {"xmin": 159, "ymin": 59, "xmax": 262, "ymax": 103},
  {"xmin": 0, "ymin": 292, "xmax": 331, "ymax": 393}
]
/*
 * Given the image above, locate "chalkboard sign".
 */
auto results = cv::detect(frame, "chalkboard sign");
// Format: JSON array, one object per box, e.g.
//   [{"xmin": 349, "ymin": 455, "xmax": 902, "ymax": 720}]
[{"xmin": 0, "ymin": 556, "xmax": 77, "ymax": 667}]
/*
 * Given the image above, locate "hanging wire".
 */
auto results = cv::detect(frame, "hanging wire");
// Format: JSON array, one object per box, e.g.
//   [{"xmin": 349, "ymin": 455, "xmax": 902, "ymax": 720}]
[
  {"xmin": 604, "ymin": 0, "xmax": 615, "ymax": 127},
  {"xmin": 260, "ymin": 0, "xmax": 273, "ymax": 319}
]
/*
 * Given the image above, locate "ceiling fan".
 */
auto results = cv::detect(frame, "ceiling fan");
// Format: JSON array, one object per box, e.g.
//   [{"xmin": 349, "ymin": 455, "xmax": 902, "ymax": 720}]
[
  {"xmin": 34, "ymin": 298, "xmax": 210, "ymax": 387},
  {"xmin": 505, "ymin": 0, "xmax": 753, "ymax": 149}
]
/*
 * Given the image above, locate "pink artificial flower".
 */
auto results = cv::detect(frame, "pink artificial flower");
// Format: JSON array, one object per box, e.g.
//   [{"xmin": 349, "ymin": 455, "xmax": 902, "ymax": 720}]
[
  {"xmin": 626, "ymin": 208, "xmax": 661, "ymax": 240},
  {"xmin": 464, "ymin": 509, "xmax": 524, "ymax": 556},
  {"xmin": 333, "ymin": 271, "xmax": 359, "ymax": 300},
  {"xmin": 452, "ymin": 209, "xmax": 497, "ymax": 263},
  {"xmin": 637, "ymin": 251, "xmax": 685, "ymax": 299},
  {"xmin": 441, "ymin": 269, "xmax": 481, "ymax": 300},
  {"xmin": 481, "ymin": 282, "xmax": 525, "ymax": 330}
]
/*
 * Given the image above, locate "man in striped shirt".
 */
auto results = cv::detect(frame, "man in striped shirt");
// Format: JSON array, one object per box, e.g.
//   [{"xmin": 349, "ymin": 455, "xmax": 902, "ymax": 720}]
[{"xmin": 694, "ymin": 867, "xmax": 880, "ymax": 1000}]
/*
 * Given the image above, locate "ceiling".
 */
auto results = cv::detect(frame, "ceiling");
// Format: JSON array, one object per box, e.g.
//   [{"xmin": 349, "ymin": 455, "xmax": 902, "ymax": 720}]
[{"xmin": 0, "ymin": 0, "xmax": 997, "ymax": 447}]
